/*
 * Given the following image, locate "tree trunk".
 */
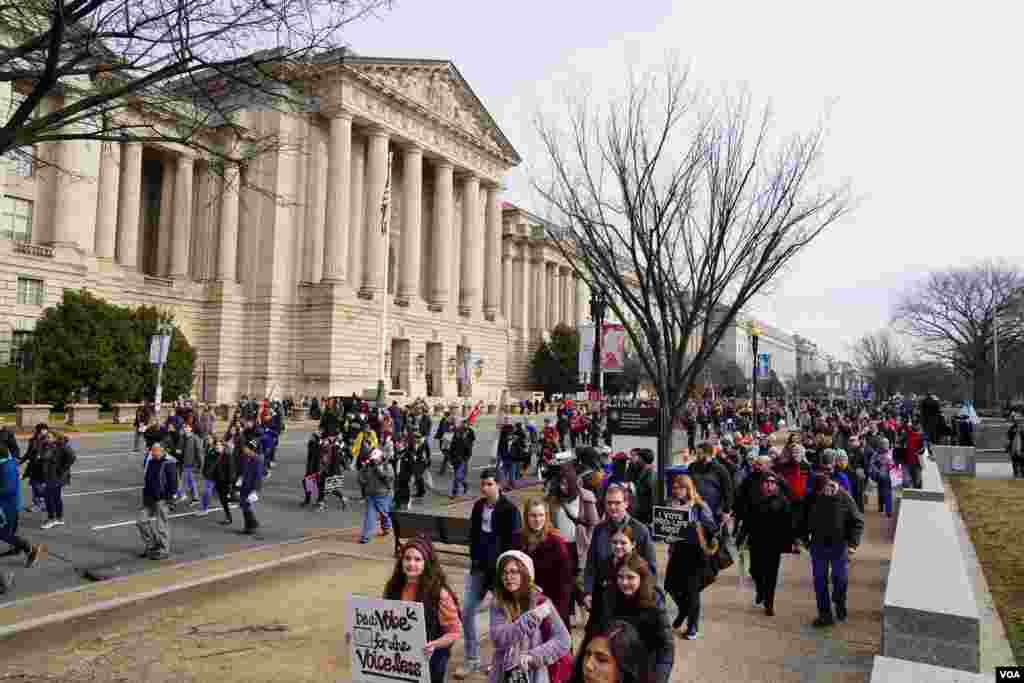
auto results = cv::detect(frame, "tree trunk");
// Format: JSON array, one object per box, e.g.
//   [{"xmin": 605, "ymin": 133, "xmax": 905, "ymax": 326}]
[{"xmin": 656, "ymin": 400, "xmax": 675, "ymax": 506}]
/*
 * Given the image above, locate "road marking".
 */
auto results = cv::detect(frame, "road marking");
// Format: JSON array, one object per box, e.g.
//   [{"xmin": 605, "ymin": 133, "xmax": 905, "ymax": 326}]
[
  {"xmin": 91, "ymin": 504, "xmax": 242, "ymax": 531},
  {"xmin": 76, "ymin": 451, "xmax": 140, "ymax": 459},
  {"xmin": 72, "ymin": 468, "xmax": 112, "ymax": 474},
  {"xmin": 64, "ymin": 486, "xmax": 138, "ymax": 498}
]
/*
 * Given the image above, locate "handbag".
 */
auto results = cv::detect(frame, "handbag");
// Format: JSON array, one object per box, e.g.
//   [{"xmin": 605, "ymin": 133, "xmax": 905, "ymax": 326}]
[
  {"xmin": 504, "ymin": 667, "xmax": 529, "ymax": 683},
  {"xmin": 539, "ymin": 606, "xmax": 574, "ymax": 683},
  {"xmin": 694, "ymin": 522, "xmax": 720, "ymax": 590},
  {"xmin": 716, "ymin": 524, "xmax": 736, "ymax": 572}
]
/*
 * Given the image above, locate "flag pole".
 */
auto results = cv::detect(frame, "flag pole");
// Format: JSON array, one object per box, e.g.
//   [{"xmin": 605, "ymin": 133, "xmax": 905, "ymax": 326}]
[{"xmin": 376, "ymin": 151, "xmax": 394, "ymax": 408}]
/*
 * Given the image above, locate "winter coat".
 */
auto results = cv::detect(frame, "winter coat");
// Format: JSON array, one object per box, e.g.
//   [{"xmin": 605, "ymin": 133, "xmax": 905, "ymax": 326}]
[
  {"xmin": 687, "ymin": 458, "xmax": 734, "ymax": 517},
  {"xmin": 628, "ymin": 464, "xmax": 655, "ymax": 525},
  {"xmin": 142, "ymin": 425, "xmax": 166, "ymax": 450},
  {"xmin": 142, "ymin": 455, "xmax": 178, "ymax": 505},
  {"xmin": 449, "ymin": 428, "xmax": 476, "ymax": 466},
  {"xmin": 357, "ymin": 460, "xmax": 394, "ymax": 497},
  {"xmin": 773, "ymin": 459, "xmax": 807, "ymax": 500},
  {"xmin": 798, "ymin": 485, "xmax": 864, "ymax": 548},
  {"xmin": 599, "ymin": 588, "xmax": 674, "ymax": 683},
  {"xmin": 549, "ymin": 489, "xmax": 600, "ymax": 569},
  {"xmin": 470, "ymin": 495, "xmax": 522, "ymax": 588},
  {"xmin": 39, "ymin": 440, "xmax": 75, "ymax": 484},
  {"xmin": 744, "ymin": 492, "xmax": 795, "ymax": 553},
  {"xmin": 584, "ymin": 516, "xmax": 658, "ymax": 595},
  {"xmin": 239, "ymin": 451, "xmax": 264, "ymax": 494},
  {"xmin": 178, "ymin": 432, "xmax": 202, "ymax": 469},
  {"xmin": 488, "ymin": 590, "xmax": 571, "ymax": 683},
  {"xmin": 0, "ymin": 428, "xmax": 20, "ymax": 462},
  {"xmin": 512, "ymin": 533, "xmax": 575, "ymax": 626},
  {"xmin": 0, "ymin": 451, "xmax": 21, "ymax": 532}
]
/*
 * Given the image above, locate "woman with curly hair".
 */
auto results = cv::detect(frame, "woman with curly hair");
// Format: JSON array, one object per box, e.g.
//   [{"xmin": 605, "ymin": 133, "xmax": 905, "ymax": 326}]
[
  {"xmin": 598, "ymin": 554, "xmax": 673, "ymax": 683},
  {"xmin": 489, "ymin": 550, "xmax": 572, "ymax": 683},
  {"xmin": 383, "ymin": 537, "xmax": 462, "ymax": 683},
  {"xmin": 572, "ymin": 620, "xmax": 646, "ymax": 683}
]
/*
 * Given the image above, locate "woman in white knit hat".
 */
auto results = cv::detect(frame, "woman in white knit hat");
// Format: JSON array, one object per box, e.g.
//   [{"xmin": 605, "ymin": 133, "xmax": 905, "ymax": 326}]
[{"xmin": 489, "ymin": 550, "xmax": 572, "ymax": 683}]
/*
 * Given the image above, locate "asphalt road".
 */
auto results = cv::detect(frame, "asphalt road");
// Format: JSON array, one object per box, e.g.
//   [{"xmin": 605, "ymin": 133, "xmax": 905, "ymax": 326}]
[{"xmin": 0, "ymin": 418, "xmax": 514, "ymax": 607}]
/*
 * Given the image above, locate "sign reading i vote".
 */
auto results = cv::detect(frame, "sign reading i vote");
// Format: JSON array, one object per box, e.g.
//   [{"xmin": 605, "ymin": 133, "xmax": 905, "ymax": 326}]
[
  {"xmin": 350, "ymin": 596, "xmax": 429, "ymax": 683},
  {"xmin": 651, "ymin": 505, "xmax": 692, "ymax": 543},
  {"xmin": 607, "ymin": 407, "xmax": 661, "ymax": 436}
]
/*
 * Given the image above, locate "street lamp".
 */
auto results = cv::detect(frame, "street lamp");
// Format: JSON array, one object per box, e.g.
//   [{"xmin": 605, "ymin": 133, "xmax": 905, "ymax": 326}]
[
  {"xmin": 153, "ymin": 319, "xmax": 174, "ymax": 412},
  {"xmin": 748, "ymin": 320, "xmax": 761, "ymax": 431},
  {"xmin": 590, "ymin": 291, "xmax": 607, "ymax": 399}
]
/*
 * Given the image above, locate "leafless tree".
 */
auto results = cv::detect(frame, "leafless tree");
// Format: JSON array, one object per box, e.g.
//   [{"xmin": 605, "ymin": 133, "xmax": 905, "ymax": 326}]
[
  {"xmin": 850, "ymin": 329, "xmax": 904, "ymax": 400},
  {"xmin": 533, "ymin": 62, "xmax": 853, "ymax": 498},
  {"xmin": 0, "ymin": 0, "xmax": 390, "ymax": 172},
  {"xmin": 892, "ymin": 261, "xmax": 1024, "ymax": 406}
]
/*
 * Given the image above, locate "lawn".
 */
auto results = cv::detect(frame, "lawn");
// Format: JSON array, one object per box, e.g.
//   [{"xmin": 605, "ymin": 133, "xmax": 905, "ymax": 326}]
[{"xmin": 949, "ymin": 478, "xmax": 1024, "ymax": 662}]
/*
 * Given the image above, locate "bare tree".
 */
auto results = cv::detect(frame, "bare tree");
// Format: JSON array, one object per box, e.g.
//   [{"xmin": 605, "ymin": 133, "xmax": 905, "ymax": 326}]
[
  {"xmin": 892, "ymin": 262, "xmax": 1024, "ymax": 406},
  {"xmin": 0, "ymin": 0, "xmax": 390, "ymax": 169},
  {"xmin": 850, "ymin": 329, "xmax": 903, "ymax": 400},
  {"xmin": 533, "ymin": 63, "xmax": 852, "ymax": 499}
]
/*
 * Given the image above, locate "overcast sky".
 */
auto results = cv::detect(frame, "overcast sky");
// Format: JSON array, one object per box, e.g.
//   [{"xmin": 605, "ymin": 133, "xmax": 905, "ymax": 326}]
[{"xmin": 341, "ymin": 1, "xmax": 1024, "ymax": 361}]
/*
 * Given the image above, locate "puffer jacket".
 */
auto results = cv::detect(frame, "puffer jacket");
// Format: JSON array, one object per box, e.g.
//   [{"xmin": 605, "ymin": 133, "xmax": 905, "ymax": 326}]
[{"xmin": 357, "ymin": 459, "xmax": 394, "ymax": 497}]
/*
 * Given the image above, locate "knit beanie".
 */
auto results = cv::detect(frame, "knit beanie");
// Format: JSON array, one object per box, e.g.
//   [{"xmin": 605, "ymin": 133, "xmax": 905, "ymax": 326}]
[
  {"xmin": 497, "ymin": 550, "xmax": 535, "ymax": 582},
  {"xmin": 399, "ymin": 537, "xmax": 435, "ymax": 565},
  {"xmin": 820, "ymin": 449, "xmax": 837, "ymax": 467}
]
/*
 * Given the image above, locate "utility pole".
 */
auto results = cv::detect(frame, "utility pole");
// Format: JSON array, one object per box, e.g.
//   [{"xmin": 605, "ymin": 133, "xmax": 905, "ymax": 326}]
[{"xmin": 151, "ymin": 320, "xmax": 173, "ymax": 413}]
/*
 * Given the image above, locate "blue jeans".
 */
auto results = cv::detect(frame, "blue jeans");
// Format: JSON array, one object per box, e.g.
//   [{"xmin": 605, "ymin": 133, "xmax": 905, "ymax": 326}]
[
  {"xmin": 360, "ymin": 494, "xmax": 392, "ymax": 542},
  {"xmin": 450, "ymin": 462, "xmax": 468, "ymax": 497},
  {"xmin": 877, "ymin": 479, "xmax": 893, "ymax": 514},
  {"xmin": 461, "ymin": 569, "xmax": 488, "ymax": 663},
  {"xmin": 178, "ymin": 465, "xmax": 198, "ymax": 500},
  {"xmin": 810, "ymin": 543, "xmax": 849, "ymax": 616},
  {"xmin": 29, "ymin": 480, "xmax": 45, "ymax": 508},
  {"xmin": 500, "ymin": 460, "xmax": 519, "ymax": 485},
  {"xmin": 200, "ymin": 480, "xmax": 217, "ymax": 511}
]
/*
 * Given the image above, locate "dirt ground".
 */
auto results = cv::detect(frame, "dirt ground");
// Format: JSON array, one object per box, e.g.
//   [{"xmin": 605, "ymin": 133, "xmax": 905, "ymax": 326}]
[
  {"xmin": 0, "ymin": 553, "xmax": 439, "ymax": 683},
  {"xmin": 949, "ymin": 477, "xmax": 1024, "ymax": 662}
]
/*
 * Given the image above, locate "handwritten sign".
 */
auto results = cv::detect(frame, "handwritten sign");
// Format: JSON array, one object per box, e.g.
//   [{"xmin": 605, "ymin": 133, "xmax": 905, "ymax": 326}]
[
  {"xmin": 651, "ymin": 505, "xmax": 691, "ymax": 543},
  {"xmin": 350, "ymin": 596, "xmax": 429, "ymax": 683}
]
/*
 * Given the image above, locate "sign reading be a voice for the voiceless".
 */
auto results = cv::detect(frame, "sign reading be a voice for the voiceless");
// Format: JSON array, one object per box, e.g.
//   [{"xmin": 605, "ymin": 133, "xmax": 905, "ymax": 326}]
[{"xmin": 350, "ymin": 596, "xmax": 430, "ymax": 683}]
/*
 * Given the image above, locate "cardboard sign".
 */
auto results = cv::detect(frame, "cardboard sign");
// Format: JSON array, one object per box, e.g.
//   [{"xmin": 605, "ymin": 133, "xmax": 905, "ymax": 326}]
[
  {"xmin": 551, "ymin": 450, "xmax": 576, "ymax": 466},
  {"xmin": 350, "ymin": 596, "xmax": 430, "ymax": 683},
  {"xmin": 651, "ymin": 505, "xmax": 692, "ymax": 543},
  {"xmin": 324, "ymin": 475, "xmax": 345, "ymax": 492}
]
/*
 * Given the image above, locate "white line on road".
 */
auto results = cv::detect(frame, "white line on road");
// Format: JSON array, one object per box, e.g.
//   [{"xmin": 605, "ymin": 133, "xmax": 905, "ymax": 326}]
[
  {"xmin": 72, "ymin": 468, "xmax": 112, "ymax": 474},
  {"xmin": 64, "ymin": 486, "xmax": 138, "ymax": 498},
  {"xmin": 91, "ymin": 504, "xmax": 242, "ymax": 530},
  {"xmin": 76, "ymin": 451, "xmax": 140, "ymax": 459}
]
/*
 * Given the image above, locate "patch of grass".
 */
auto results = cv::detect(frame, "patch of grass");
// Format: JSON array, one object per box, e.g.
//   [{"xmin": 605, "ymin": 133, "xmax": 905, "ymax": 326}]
[{"xmin": 949, "ymin": 477, "xmax": 1024, "ymax": 662}]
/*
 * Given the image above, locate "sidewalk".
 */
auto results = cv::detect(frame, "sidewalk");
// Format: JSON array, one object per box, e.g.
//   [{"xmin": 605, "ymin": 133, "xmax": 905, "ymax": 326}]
[{"xmin": 0, "ymin": 492, "xmax": 891, "ymax": 682}]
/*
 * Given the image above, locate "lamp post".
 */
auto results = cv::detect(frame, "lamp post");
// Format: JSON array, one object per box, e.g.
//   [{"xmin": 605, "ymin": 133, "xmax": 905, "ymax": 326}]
[
  {"xmin": 590, "ymin": 291, "xmax": 607, "ymax": 399},
  {"xmin": 153, "ymin": 319, "xmax": 174, "ymax": 413},
  {"xmin": 748, "ymin": 321, "xmax": 761, "ymax": 431}
]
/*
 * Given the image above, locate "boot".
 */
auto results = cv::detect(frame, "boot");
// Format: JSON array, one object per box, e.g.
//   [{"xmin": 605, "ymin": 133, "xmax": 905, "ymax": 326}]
[
  {"xmin": 835, "ymin": 603, "xmax": 847, "ymax": 622},
  {"xmin": 242, "ymin": 508, "xmax": 259, "ymax": 534},
  {"xmin": 812, "ymin": 612, "xmax": 834, "ymax": 628}
]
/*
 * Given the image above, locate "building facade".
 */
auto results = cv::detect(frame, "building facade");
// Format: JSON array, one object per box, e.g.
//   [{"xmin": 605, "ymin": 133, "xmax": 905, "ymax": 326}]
[{"xmin": 0, "ymin": 55, "xmax": 586, "ymax": 403}]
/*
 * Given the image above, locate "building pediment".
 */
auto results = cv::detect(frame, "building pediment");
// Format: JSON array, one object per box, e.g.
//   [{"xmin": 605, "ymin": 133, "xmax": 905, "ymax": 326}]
[{"xmin": 341, "ymin": 58, "xmax": 520, "ymax": 166}]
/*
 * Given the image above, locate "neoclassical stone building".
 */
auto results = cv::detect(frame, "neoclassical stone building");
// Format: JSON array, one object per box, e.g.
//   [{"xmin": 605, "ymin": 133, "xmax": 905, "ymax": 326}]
[{"xmin": 0, "ymin": 54, "xmax": 587, "ymax": 402}]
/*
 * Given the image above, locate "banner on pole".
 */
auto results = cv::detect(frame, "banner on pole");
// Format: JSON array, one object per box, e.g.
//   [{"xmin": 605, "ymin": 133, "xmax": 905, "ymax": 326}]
[
  {"xmin": 349, "ymin": 596, "xmax": 430, "ymax": 683},
  {"xmin": 601, "ymin": 324, "xmax": 626, "ymax": 373},
  {"xmin": 578, "ymin": 322, "xmax": 595, "ymax": 375},
  {"xmin": 149, "ymin": 335, "xmax": 171, "ymax": 365},
  {"xmin": 755, "ymin": 353, "xmax": 771, "ymax": 378}
]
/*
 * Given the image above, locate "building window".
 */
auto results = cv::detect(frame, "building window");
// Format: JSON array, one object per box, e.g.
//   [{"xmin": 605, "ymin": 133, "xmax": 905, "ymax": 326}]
[
  {"xmin": 1, "ymin": 196, "xmax": 34, "ymax": 241},
  {"xmin": 11, "ymin": 330, "xmax": 33, "ymax": 369},
  {"xmin": 16, "ymin": 276, "xmax": 44, "ymax": 305},
  {"xmin": 3, "ymin": 92, "xmax": 34, "ymax": 177}
]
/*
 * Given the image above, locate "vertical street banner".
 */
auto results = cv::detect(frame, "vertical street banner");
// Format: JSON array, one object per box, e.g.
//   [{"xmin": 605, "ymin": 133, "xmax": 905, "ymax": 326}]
[
  {"xmin": 350, "ymin": 596, "xmax": 430, "ymax": 683},
  {"xmin": 577, "ymin": 322, "xmax": 595, "ymax": 375},
  {"xmin": 149, "ymin": 334, "xmax": 171, "ymax": 365},
  {"xmin": 756, "ymin": 353, "xmax": 771, "ymax": 378},
  {"xmin": 601, "ymin": 323, "xmax": 626, "ymax": 373}
]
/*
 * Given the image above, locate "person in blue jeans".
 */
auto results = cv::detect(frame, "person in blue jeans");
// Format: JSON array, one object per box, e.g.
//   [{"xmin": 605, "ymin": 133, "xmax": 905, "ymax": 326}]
[
  {"xmin": 798, "ymin": 472, "xmax": 864, "ymax": 627},
  {"xmin": 448, "ymin": 419, "xmax": 475, "ymax": 499},
  {"xmin": 357, "ymin": 448, "xmax": 394, "ymax": 544},
  {"xmin": 453, "ymin": 469, "xmax": 521, "ymax": 680}
]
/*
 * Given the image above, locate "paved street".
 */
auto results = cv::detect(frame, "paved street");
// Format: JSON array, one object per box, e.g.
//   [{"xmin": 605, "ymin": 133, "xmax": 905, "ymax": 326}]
[{"xmin": 0, "ymin": 417, "xmax": 519, "ymax": 606}]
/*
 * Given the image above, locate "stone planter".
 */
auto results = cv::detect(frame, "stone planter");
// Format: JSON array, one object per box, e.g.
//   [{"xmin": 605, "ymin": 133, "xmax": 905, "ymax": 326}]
[
  {"xmin": 487, "ymin": 403, "xmax": 497, "ymax": 414},
  {"xmin": 16, "ymin": 404, "xmax": 52, "ymax": 431},
  {"xmin": 67, "ymin": 403, "xmax": 102, "ymax": 426},
  {"xmin": 111, "ymin": 403, "xmax": 143, "ymax": 424}
]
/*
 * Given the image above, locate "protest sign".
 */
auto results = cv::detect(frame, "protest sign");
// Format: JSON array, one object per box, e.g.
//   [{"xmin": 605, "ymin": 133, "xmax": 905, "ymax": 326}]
[
  {"xmin": 350, "ymin": 596, "xmax": 430, "ymax": 683},
  {"xmin": 651, "ymin": 505, "xmax": 692, "ymax": 543}
]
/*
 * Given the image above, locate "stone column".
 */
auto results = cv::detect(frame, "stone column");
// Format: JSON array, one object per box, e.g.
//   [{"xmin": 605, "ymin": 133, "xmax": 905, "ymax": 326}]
[
  {"xmin": 304, "ymin": 132, "xmax": 326, "ymax": 283},
  {"xmin": 396, "ymin": 144, "xmax": 422, "ymax": 306},
  {"xmin": 322, "ymin": 112, "xmax": 351, "ymax": 283},
  {"xmin": 347, "ymin": 135, "xmax": 366, "ymax": 288},
  {"xmin": 502, "ymin": 240, "xmax": 514, "ymax": 320},
  {"xmin": 93, "ymin": 141, "xmax": 120, "ymax": 259},
  {"xmin": 168, "ymin": 155, "xmax": 194, "ymax": 278},
  {"xmin": 156, "ymin": 158, "xmax": 176, "ymax": 275},
  {"xmin": 514, "ymin": 242, "xmax": 530, "ymax": 332},
  {"xmin": 548, "ymin": 265, "xmax": 560, "ymax": 329},
  {"xmin": 116, "ymin": 143, "xmax": 142, "ymax": 269},
  {"xmin": 360, "ymin": 128, "xmax": 390, "ymax": 300},
  {"xmin": 533, "ymin": 254, "xmax": 548, "ymax": 336},
  {"xmin": 484, "ymin": 185, "xmax": 502, "ymax": 320},
  {"xmin": 429, "ymin": 160, "xmax": 454, "ymax": 311},
  {"xmin": 560, "ymin": 266, "xmax": 572, "ymax": 325},
  {"xmin": 458, "ymin": 173, "xmax": 480, "ymax": 316},
  {"xmin": 217, "ymin": 164, "xmax": 240, "ymax": 281},
  {"xmin": 575, "ymin": 276, "xmax": 588, "ymax": 326}
]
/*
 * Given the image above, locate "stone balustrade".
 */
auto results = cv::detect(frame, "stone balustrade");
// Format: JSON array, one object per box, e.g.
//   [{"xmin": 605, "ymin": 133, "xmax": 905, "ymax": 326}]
[
  {"xmin": 111, "ymin": 403, "xmax": 143, "ymax": 424},
  {"xmin": 931, "ymin": 445, "xmax": 977, "ymax": 477},
  {"xmin": 66, "ymin": 403, "xmax": 102, "ymax": 426},
  {"xmin": 13, "ymin": 242, "xmax": 55, "ymax": 258},
  {"xmin": 15, "ymin": 405, "xmax": 52, "ymax": 431}
]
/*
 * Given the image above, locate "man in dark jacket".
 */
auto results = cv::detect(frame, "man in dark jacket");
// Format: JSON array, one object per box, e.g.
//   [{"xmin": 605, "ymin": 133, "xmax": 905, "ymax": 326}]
[
  {"xmin": 688, "ymin": 442, "xmax": 734, "ymax": 520},
  {"xmin": 454, "ymin": 468, "xmax": 521, "ymax": 680},
  {"xmin": 626, "ymin": 449, "xmax": 655, "ymax": 525},
  {"xmin": 583, "ymin": 483, "xmax": 658, "ymax": 608},
  {"xmin": 238, "ymin": 445, "xmax": 264, "ymax": 535},
  {"xmin": 0, "ymin": 418, "xmax": 20, "ymax": 462},
  {"xmin": 448, "ymin": 419, "xmax": 475, "ymax": 498},
  {"xmin": 798, "ymin": 473, "xmax": 864, "ymax": 627},
  {"xmin": 137, "ymin": 444, "xmax": 177, "ymax": 559},
  {"xmin": 176, "ymin": 423, "xmax": 202, "ymax": 503}
]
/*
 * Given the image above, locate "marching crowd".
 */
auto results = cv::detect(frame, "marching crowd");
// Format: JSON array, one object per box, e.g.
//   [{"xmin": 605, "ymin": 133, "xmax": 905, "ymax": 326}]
[{"xmin": 0, "ymin": 389, "xmax": 1008, "ymax": 683}]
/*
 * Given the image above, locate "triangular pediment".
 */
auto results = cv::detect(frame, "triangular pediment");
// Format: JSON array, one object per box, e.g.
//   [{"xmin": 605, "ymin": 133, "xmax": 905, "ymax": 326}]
[{"xmin": 343, "ymin": 58, "xmax": 520, "ymax": 164}]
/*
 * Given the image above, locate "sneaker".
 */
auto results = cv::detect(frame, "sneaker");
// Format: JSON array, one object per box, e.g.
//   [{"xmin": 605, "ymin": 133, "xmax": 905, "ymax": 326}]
[
  {"xmin": 453, "ymin": 662, "xmax": 481, "ymax": 680},
  {"xmin": 684, "ymin": 629, "xmax": 698, "ymax": 640},
  {"xmin": 765, "ymin": 606, "xmax": 775, "ymax": 617},
  {"xmin": 54, "ymin": 519, "xmax": 65, "ymax": 527},
  {"xmin": 25, "ymin": 544, "xmax": 46, "ymax": 568},
  {"xmin": 835, "ymin": 605, "xmax": 847, "ymax": 622},
  {"xmin": 148, "ymin": 551, "xmax": 170, "ymax": 560},
  {"xmin": 139, "ymin": 549, "xmax": 155, "ymax": 558},
  {"xmin": 195, "ymin": 508, "xmax": 209, "ymax": 516},
  {"xmin": 812, "ymin": 614, "xmax": 835, "ymax": 628},
  {"xmin": 189, "ymin": 499, "xmax": 200, "ymax": 506},
  {"xmin": 218, "ymin": 519, "xmax": 233, "ymax": 526},
  {"xmin": 40, "ymin": 520, "xmax": 57, "ymax": 530}
]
